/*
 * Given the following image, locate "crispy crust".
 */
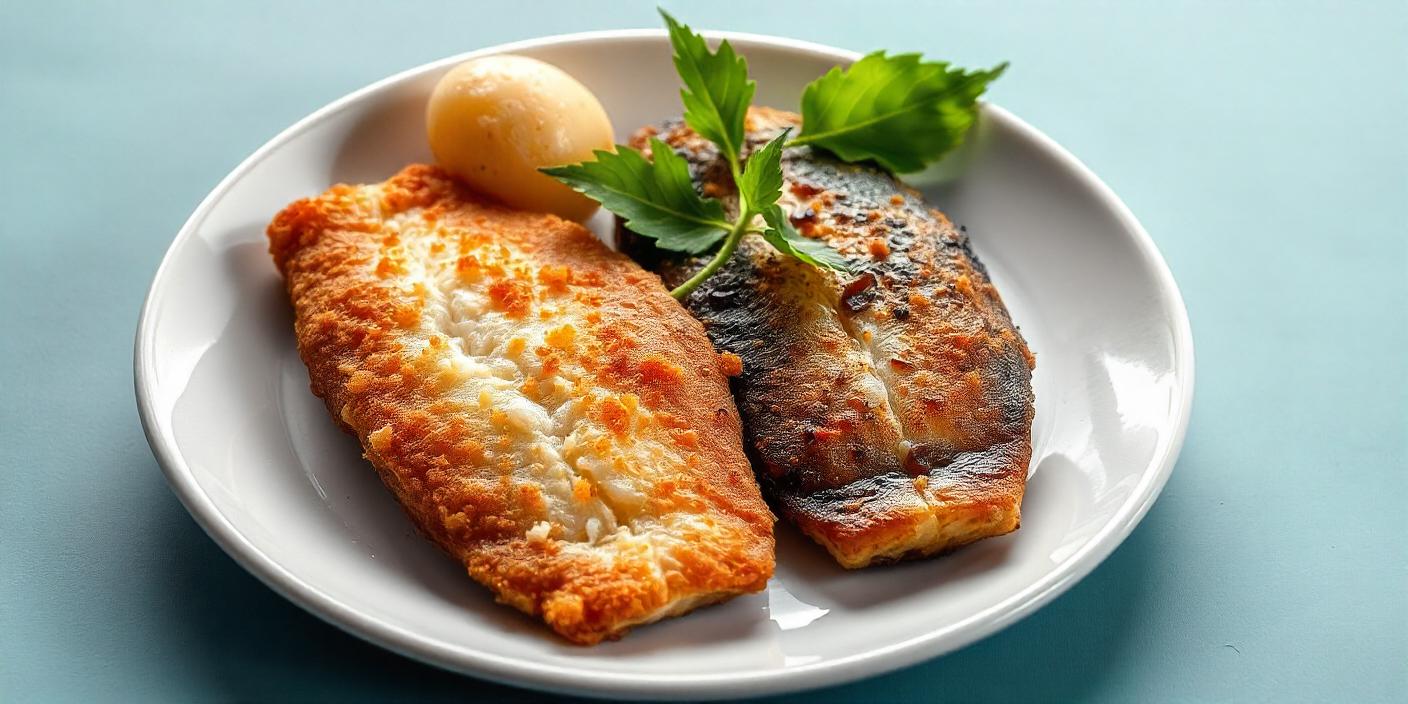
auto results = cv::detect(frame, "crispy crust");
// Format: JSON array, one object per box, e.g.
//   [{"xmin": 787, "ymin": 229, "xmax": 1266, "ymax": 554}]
[
  {"xmin": 627, "ymin": 108, "xmax": 1035, "ymax": 568},
  {"xmin": 268, "ymin": 165, "xmax": 774, "ymax": 643}
]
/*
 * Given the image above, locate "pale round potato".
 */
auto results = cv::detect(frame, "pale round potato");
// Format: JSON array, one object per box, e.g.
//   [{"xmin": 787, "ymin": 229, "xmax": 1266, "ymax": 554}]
[{"xmin": 426, "ymin": 55, "xmax": 613, "ymax": 222}]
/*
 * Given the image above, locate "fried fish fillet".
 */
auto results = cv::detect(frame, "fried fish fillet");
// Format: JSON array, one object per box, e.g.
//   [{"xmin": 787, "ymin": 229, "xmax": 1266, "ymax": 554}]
[
  {"xmin": 267, "ymin": 165, "xmax": 774, "ymax": 644},
  {"xmin": 627, "ymin": 108, "xmax": 1035, "ymax": 569}
]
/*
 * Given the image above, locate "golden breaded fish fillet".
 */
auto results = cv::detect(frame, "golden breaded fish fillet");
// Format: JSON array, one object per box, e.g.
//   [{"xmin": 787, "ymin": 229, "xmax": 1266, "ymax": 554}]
[
  {"xmin": 267, "ymin": 165, "xmax": 774, "ymax": 644},
  {"xmin": 626, "ymin": 108, "xmax": 1035, "ymax": 569}
]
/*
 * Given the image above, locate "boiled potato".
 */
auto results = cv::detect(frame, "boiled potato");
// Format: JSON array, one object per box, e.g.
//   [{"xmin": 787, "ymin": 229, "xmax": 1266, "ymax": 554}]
[{"xmin": 426, "ymin": 55, "xmax": 613, "ymax": 221}]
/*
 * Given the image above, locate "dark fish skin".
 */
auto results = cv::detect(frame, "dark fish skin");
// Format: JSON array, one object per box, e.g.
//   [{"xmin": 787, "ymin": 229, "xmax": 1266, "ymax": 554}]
[{"xmin": 625, "ymin": 107, "xmax": 1035, "ymax": 568}]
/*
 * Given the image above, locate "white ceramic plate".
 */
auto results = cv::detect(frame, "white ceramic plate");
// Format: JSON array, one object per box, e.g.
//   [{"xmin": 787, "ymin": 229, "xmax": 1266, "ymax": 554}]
[{"xmin": 135, "ymin": 30, "xmax": 1193, "ymax": 700}]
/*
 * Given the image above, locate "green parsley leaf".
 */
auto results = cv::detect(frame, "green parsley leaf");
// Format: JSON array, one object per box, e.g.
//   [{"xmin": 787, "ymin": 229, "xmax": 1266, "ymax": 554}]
[
  {"xmin": 792, "ymin": 52, "xmax": 1006, "ymax": 173},
  {"xmin": 735, "ymin": 130, "xmax": 788, "ymax": 214},
  {"xmin": 739, "ymin": 130, "xmax": 847, "ymax": 272},
  {"xmin": 660, "ymin": 9, "xmax": 755, "ymax": 170},
  {"xmin": 760, "ymin": 205, "xmax": 851, "ymax": 273},
  {"xmin": 541, "ymin": 138, "xmax": 730, "ymax": 254}
]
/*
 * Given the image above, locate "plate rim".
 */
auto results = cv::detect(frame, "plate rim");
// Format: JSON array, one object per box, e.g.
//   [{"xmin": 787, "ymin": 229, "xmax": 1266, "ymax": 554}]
[{"xmin": 134, "ymin": 28, "xmax": 1195, "ymax": 700}]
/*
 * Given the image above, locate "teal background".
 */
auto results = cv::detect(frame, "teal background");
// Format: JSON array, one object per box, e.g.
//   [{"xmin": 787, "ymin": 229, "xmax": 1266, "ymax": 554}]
[{"xmin": 3, "ymin": 1, "xmax": 1405, "ymax": 701}]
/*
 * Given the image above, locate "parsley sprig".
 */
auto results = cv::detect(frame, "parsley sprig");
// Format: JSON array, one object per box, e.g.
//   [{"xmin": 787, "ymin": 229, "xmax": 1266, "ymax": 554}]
[
  {"xmin": 542, "ymin": 9, "xmax": 1004, "ymax": 299},
  {"xmin": 792, "ymin": 52, "xmax": 1007, "ymax": 174}
]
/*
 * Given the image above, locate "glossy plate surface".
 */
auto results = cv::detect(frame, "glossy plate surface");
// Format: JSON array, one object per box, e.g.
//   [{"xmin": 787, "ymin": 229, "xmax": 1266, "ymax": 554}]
[{"xmin": 135, "ymin": 30, "xmax": 1193, "ymax": 700}]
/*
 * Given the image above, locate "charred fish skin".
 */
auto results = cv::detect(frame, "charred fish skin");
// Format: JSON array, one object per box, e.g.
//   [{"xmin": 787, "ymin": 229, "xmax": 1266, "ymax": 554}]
[{"xmin": 626, "ymin": 108, "xmax": 1036, "ymax": 568}]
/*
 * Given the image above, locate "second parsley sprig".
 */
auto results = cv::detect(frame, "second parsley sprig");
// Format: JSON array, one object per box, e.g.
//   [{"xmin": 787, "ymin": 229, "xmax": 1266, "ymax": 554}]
[
  {"xmin": 542, "ymin": 9, "xmax": 1004, "ymax": 300},
  {"xmin": 544, "ymin": 10, "xmax": 848, "ymax": 300},
  {"xmin": 670, "ymin": 129, "xmax": 850, "ymax": 298}
]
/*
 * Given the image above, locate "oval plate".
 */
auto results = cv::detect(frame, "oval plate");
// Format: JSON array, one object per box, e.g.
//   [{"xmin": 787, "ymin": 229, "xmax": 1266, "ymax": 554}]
[{"xmin": 135, "ymin": 30, "xmax": 1193, "ymax": 701}]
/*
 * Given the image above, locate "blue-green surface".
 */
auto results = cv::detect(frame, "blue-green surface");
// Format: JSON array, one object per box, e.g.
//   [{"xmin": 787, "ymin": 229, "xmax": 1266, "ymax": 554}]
[{"xmin": 2, "ymin": 1, "xmax": 1405, "ymax": 701}]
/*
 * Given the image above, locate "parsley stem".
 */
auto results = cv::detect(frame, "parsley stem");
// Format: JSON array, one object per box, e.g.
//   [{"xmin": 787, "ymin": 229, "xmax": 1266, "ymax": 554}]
[
  {"xmin": 728, "ymin": 157, "xmax": 743, "ymax": 187},
  {"xmin": 670, "ymin": 211, "xmax": 752, "ymax": 300}
]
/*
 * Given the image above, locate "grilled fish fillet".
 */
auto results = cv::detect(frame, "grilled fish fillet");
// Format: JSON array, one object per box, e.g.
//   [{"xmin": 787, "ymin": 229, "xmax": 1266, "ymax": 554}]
[
  {"xmin": 267, "ymin": 164, "xmax": 774, "ymax": 644},
  {"xmin": 627, "ymin": 108, "xmax": 1035, "ymax": 569}
]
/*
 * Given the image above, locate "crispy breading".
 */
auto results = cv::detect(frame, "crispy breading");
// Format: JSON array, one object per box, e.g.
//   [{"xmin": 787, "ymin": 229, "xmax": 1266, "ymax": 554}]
[
  {"xmin": 268, "ymin": 165, "xmax": 774, "ymax": 644},
  {"xmin": 626, "ymin": 108, "xmax": 1035, "ymax": 569}
]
